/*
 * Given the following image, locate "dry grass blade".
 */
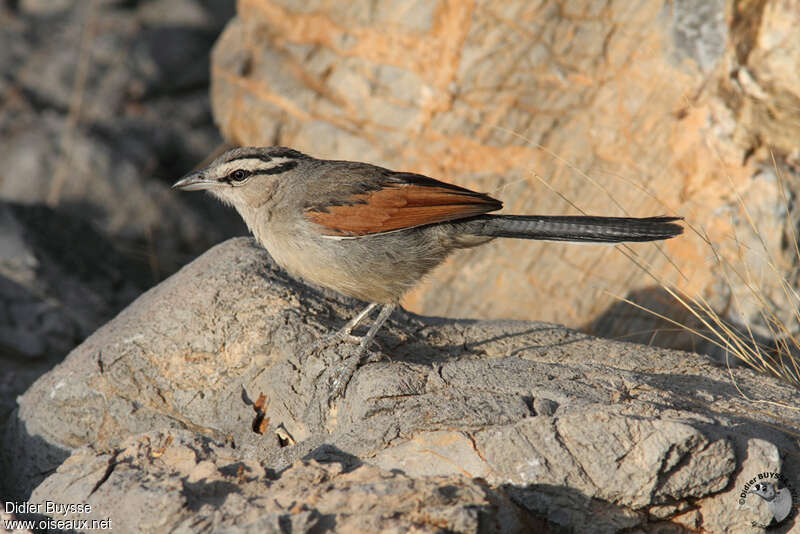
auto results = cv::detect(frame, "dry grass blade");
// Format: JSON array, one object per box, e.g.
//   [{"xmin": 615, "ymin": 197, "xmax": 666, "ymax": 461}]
[
  {"xmin": 620, "ymin": 235, "xmax": 800, "ymax": 389},
  {"xmin": 489, "ymin": 125, "xmax": 800, "ymax": 391}
]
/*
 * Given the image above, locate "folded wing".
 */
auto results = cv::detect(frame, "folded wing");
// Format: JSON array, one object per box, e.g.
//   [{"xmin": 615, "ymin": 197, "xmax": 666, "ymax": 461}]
[{"xmin": 306, "ymin": 170, "xmax": 502, "ymax": 237}]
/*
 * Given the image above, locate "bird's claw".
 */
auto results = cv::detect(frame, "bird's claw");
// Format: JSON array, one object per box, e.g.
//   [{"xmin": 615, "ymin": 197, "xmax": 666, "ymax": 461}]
[{"xmin": 327, "ymin": 355, "xmax": 361, "ymax": 403}]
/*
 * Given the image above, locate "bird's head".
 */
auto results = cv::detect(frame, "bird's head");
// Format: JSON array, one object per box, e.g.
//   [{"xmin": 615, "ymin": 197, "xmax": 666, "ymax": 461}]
[{"xmin": 172, "ymin": 147, "xmax": 311, "ymax": 208}]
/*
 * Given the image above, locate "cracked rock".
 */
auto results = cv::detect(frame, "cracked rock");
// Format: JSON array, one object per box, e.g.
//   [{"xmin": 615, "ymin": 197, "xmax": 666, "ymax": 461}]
[
  {"xmin": 6, "ymin": 238, "xmax": 799, "ymax": 533},
  {"xmin": 29, "ymin": 429, "xmax": 536, "ymax": 534}
]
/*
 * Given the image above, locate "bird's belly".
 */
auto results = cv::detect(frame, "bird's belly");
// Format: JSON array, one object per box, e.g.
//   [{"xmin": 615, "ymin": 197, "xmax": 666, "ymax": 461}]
[{"xmin": 257, "ymin": 227, "xmax": 449, "ymax": 303}]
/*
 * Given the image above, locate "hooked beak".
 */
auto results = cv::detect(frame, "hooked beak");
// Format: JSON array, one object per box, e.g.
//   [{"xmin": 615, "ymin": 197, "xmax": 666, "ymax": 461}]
[{"xmin": 172, "ymin": 171, "xmax": 218, "ymax": 191}]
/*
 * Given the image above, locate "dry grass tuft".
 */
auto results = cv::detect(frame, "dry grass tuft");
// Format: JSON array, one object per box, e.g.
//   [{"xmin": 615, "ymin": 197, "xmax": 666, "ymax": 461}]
[
  {"xmin": 611, "ymin": 150, "xmax": 800, "ymax": 391},
  {"xmin": 503, "ymin": 126, "xmax": 800, "ymax": 391}
]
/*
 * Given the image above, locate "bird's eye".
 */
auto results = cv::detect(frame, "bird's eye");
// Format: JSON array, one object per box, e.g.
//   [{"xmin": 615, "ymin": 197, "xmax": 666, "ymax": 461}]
[{"xmin": 229, "ymin": 169, "xmax": 249, "ymax": 182}]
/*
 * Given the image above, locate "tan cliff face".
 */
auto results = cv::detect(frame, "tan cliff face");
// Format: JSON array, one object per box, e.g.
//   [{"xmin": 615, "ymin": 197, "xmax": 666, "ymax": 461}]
[{"xmin": 208, "ymin": 0, "xmax": 800, "ymax": 351}]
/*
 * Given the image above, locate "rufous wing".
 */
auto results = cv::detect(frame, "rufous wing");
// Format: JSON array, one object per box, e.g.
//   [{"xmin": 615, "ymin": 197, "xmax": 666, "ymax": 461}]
[{"xmin": 306, "ymin": 180, "xmax": 502, "ymax": 237}]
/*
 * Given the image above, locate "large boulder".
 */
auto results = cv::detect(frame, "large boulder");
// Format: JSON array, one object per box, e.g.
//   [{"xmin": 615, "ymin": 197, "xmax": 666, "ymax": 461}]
[{"xmin": 4, "ymin": 238, "xmax": 797, "ymax": 532}]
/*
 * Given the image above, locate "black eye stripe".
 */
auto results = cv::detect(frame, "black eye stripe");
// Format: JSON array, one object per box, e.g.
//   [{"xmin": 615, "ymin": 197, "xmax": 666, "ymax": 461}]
[{"xmin": 224, "ymin": 160, "xmax": 299, "ymax": 184}]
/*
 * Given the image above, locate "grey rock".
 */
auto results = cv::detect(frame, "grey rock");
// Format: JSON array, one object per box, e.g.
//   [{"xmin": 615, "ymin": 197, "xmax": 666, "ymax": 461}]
[
  {"xmin": 669, "ymin": 0, "xmax": 727, "ymax": 72},
  {"xmin": 0, "ymin": 0, "xmax": 242, "ymax": 429},
  {"xmin": 0, "ymin": 202, "xmax": 150, "ymax": 424},
  {"xmin": 7, "ymin": 238, "xmax": 799, "ymax": 532},
  {"xmin": 29, "ymin": 429, "xmax": 536, "ymax": 534},
  {"xmin": 0, "ymin": 0, "xmax": 243, "ymax": 278},
  {"xmin": 18, "ymin": 0, "xmax": 75, "ymax": 16}
]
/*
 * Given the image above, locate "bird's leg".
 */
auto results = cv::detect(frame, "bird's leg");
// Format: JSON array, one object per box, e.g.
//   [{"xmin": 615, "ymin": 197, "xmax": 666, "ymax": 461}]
[
  {"xmin": 328, "ymin": 302, "xmax": 396, "ymax": 401},
  {"xmin": 339, "ymin": 302, "xmax": 380, "ymax": 342},
  {"xmin": 304, "ymin": 302, "xmax": 379, "ymax": 358},
  {"xmin": 354, "ymin": 302, "xmax": 395, "ymax": 356}
]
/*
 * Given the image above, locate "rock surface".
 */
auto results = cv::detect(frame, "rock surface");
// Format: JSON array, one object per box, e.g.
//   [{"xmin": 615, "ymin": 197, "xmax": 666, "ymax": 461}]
[
  {"xmin": 29, "ymin": 429, "xmax": 540, "ymax": 533},
  {"xmin": 5, "ymin": 238, "xmax": 798, "ymax": 532},
  {"xmin": 0, "ymin": 0, "xmax": 243, "ymax": 274},
  {"xmin": 208, "ymin": 0, "xmax": 800, "ymax": 356},
  {"xmin": 0, "ymin": 202, "xmax": 150, "ymax": 424}
]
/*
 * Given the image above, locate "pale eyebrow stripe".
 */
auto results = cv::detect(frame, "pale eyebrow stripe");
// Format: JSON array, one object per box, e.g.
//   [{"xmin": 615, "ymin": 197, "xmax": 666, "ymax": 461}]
[{"xmin": 217, "ymin": 159, "xmax": 300, "ymax": 178}]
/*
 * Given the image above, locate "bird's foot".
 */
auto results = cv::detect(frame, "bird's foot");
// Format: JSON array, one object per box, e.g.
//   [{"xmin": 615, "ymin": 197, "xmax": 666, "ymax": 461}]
[
  {"xmin": 301, "ymin": 302, "xmax": 381, "ymax": 362},
  {"xmin": 327, "ymin": 351, "xmax": 364, "ymax": 402},
  {"xmin": 301, "ymin": 330, "xmax": 360, "ymax": 361},
  {"xmin": 325, "ymin": 339, "xmax": 389, "ymax": 403},
  {"xmin": 300, "ymin": 302, "xmax": 396, "ymax": 403}
]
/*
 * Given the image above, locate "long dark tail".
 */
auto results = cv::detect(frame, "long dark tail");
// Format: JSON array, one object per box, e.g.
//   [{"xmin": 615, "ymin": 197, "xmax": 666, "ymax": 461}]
[{"xmin": 470, "ymin": 215, "xmax": 683, "ymax": 243}]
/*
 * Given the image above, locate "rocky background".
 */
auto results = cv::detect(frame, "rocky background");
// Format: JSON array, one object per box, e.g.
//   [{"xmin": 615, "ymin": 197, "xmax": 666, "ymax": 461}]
[
  {"xmin": 0, "ymin": 0, "xmax": 242, "ymax": 425},
  {"xmin": 1, "ymin": 0, "xmax": 799, "ymax": 533}
]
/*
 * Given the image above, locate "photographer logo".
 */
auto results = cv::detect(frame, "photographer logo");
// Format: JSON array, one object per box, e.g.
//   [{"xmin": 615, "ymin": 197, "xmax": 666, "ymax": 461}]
[{"xmin": 739, "ymin": 472, "xmax": 796, "ymax": 528}]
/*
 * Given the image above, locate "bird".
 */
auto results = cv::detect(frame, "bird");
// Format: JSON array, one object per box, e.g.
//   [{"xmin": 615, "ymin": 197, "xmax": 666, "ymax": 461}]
[
  {"xmin": 173, "ymin": 146, "xmax": 683, "ymax": 398},
  {"xmin": 748, "ymin": 482, "xmax": 793, "ymax": 523}
]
